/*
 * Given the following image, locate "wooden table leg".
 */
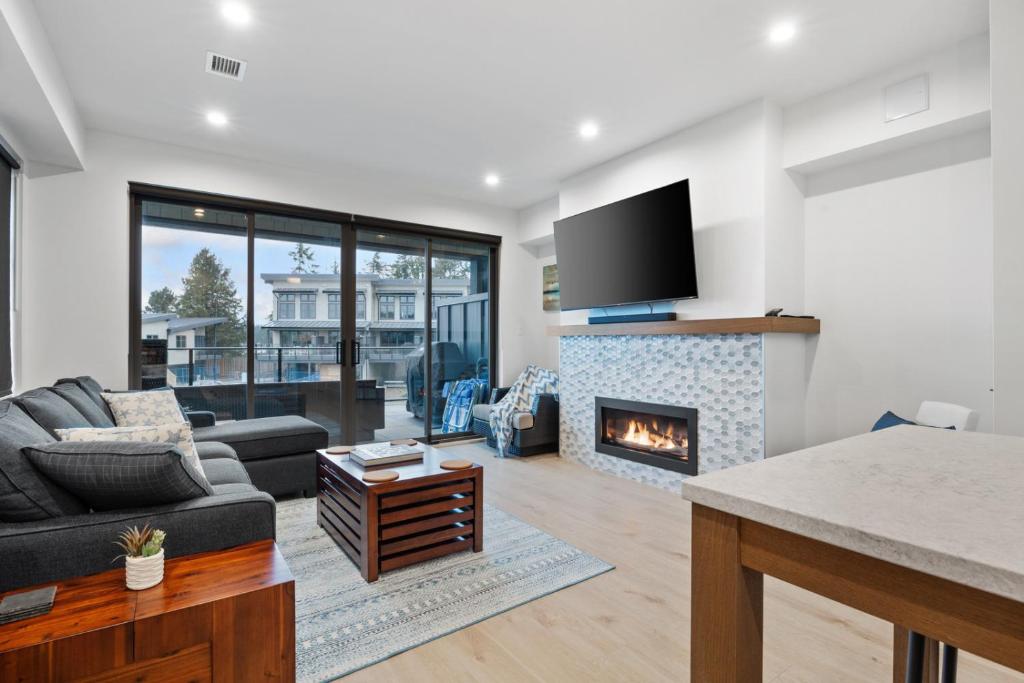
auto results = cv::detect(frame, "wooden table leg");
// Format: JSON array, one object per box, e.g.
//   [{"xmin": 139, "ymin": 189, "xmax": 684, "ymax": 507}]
[
  {"xmin": 472, "ymin": 468, "xmax": 484, "ymax": 552},
  {"xmin": 893, "ymin": 625, "xmax": 939, "ymax": 683},
  {"xmin": 691, "ymin": 504, "xmax": 763, "ymax": 683}
]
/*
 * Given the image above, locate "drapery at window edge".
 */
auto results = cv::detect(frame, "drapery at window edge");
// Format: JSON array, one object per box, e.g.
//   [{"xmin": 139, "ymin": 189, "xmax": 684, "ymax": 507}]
[{"xmin": 0, "ymin": 137, "xmax": 22, "ymax": 398}]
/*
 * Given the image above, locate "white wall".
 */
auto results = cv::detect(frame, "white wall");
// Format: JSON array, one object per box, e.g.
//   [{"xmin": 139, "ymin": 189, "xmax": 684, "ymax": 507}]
[
  {"xmin": 784, "ymin": 34, "xmax": 990, "ymax": 172},
  {"xmin": 803, "ymin": 149, "xmax": 994, "ymax": 443},
  {"xmin": 18, "ymin": 130, "xmax": 543, "ymax": 391},
  {"xmin": 557, "ymin": 101, "xmax": 769, "ymax": 325},
  {"xmin": 990, "ymin": 0, "xmax": 1024, "ymax": 435},
  {"xmin": 511, "ymin": 197, "xmax": 560, "ymax": 372}
]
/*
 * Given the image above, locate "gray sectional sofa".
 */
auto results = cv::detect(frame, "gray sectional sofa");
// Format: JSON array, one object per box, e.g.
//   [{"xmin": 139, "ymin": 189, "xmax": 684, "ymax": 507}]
[{"xmin": 0, "ymin": 376, "xmax": 327, "ymax": 592}]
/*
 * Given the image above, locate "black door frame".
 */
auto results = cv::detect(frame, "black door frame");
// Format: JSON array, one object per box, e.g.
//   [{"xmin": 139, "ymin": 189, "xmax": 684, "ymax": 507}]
[{"xmin": 128, "ymin": 182, "xmax": 500, "ymax": 444}]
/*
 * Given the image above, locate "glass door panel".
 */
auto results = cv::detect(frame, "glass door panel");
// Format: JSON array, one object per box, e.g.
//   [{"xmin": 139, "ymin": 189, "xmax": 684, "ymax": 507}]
[
  {"xmin": 254, "ymin": 214, "xmax": 345, "ymax": 442},
  {"xmin": 140, "ymin": 200, "xmax": 249, "ymax": 420},
  {"xmin": 431, "ymin": 239, "xmax": 491, "ymax": 435},
  {"xmin": 354, "ymin": 229, "xmax": 427, "ymax": 443}
]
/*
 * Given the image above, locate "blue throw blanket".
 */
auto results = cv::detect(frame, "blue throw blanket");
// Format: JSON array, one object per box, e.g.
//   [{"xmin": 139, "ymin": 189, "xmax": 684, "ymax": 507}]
[
  {"xmin": 441, "ymin": 378, "xmax": 487, "ymax": 433},
  {"xmin": 490, "ymin": 365, "xmax": 559, "ymax": 457}
]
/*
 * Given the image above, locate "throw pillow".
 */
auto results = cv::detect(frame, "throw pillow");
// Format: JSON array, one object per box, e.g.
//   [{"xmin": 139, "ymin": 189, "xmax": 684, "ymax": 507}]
[
  {"xmin": 23, "ymin": 441, "xmax": 212, "ymax": 510},
  {"xmin": 101, "ymin": 390, "xmax": 186, "ymax": 428},
  {"xmin": 0, "ymin": 402, "xmax": 87, "ymax": 522},
  {"xmin": 55, "ymin": 423, "xmax": 207, "ymax": 486},
  {"xmin": 871, "ymin": 411, "xmax": 956, "ymax": 432},
  {"xmin": 871, "ymin": 411, "xmax": 916, "ymax": 431}
]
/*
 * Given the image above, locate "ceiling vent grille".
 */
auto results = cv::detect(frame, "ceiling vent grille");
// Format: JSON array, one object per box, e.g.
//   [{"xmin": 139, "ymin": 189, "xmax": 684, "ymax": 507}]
[{"xmin": 205, "ymin": 51, "xmax": 247, "ymax": 81}]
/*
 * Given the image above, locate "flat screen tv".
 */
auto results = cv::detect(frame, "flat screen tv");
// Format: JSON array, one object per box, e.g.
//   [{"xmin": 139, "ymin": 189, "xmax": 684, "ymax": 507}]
[{"xmin": 553, "ymin": 178, "xmax": 697, "ymax": 311}]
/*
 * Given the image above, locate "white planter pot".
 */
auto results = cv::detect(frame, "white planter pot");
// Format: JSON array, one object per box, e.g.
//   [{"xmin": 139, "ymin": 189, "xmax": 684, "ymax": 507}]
[{"xmin": 125, "ymin": 549, "xmax": 164, "ymax": 590}]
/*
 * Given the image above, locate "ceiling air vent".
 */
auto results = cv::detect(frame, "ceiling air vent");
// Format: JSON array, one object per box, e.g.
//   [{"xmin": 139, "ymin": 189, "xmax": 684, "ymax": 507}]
[{"xmin": 205, "ymin": 51, "xmax": 247, "ymax": 81}]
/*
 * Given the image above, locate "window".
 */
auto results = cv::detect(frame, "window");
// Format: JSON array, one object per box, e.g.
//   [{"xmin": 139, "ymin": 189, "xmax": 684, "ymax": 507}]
[
  {"xmin": 277, "ymin": 292, "xmax": 296, "ymax": 319},
  {"xmin": 175, "ymin": 335, "xmax": 187, "ymax": 348},
  {"xmin": 145, "ymin": 334, "xmax": 159, "ymax": 340},
  {"xmin": 356, "ymin": 291, "xmax": 366, "ymax": 320},
  {"xmin": 327, "ymin": 292, "xmax": 340, "ymax": 320},
  {"xmin": 194, "ymin": 335, "xmax": 206, "ymax": 347},
  {"xmin": 299, "ymin": 292, "xmax": 316, "ymax": 319},
  {"xmin": 399, "ymin": 294, "xmax": 416, "ymax": 320},
  {"xmin": 378, "ymin": 294, "xmax": 396, "ymax": 320},
  {"xmin": 381, "ymin": 331, "xmax": 418, "ymax": 347}
]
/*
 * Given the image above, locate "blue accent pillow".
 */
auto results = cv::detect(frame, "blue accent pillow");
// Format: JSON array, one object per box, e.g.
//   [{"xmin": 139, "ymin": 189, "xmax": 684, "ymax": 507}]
[
  {"xmin": 872, "ymin": 411, "xmax": 956, "ymax": 432},
  {"xmin": 871, "ymin": 411, "xmax": 917, "ymax": 431}
]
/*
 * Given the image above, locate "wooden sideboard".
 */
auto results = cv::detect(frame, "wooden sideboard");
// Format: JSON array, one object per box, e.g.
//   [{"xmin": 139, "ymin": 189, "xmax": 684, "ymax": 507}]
[{"xmin": 0, "ymin": 540, "xmax": 294, "ymax": 682}]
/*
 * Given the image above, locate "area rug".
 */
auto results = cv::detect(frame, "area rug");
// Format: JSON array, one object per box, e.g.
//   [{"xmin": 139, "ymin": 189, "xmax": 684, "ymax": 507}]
[{"xmin": 276, "ymin": 498, "xmax": 614, "ymax": 681}]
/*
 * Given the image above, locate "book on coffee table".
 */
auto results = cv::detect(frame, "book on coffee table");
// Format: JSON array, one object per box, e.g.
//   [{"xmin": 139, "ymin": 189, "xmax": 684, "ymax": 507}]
[{"xmin": 350, "ymin": 442, "xmax": 424, "ymax": 467}]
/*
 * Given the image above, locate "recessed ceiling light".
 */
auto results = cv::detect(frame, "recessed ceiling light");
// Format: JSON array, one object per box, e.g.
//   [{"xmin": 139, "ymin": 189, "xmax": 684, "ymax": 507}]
[
  {"xmin": 768, "ymin": 21, "xmax": 797, "ymax": 45},
  {"xmin": 579, "ymin": 121, "xmax": 600, "ymax": 139},
  {"xmin": 221, "ymin": 2, "xmax": 252, "ymax": 26},
  {"xmin": 206, "ymin": 110, "xmax": 229, "ymax": 127},
  {"xmin": 484, "ymin": 173, "xmax": 500, "ymax": 187}
]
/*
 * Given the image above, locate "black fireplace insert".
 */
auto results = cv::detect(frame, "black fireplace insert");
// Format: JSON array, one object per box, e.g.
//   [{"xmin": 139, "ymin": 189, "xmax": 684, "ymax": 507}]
[{"xmin": 594, "ymin": 397, "xmax": 698, "ymax": 475}]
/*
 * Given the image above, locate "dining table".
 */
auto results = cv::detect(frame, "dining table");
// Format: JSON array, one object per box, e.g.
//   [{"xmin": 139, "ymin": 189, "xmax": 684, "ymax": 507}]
[{"xmin": 681, "ymin": 425, "xmax": 1024, "ymax": 682}]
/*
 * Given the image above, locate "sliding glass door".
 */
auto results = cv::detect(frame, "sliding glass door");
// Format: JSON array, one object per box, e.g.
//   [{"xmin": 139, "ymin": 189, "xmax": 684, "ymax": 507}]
[
  {"xmin": 131, "ymin": 185, "xmax": 499, "ymax": 445},
  {"xmin": 254, "ymin": 214, "xmax": 346, "ymax": 442}
]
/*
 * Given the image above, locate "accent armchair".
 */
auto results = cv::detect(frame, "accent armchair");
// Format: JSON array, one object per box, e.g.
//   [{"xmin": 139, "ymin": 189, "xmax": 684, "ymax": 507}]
[{"xmin": 470, "ymin": 386, "xmax": 559, "ymax": 456}]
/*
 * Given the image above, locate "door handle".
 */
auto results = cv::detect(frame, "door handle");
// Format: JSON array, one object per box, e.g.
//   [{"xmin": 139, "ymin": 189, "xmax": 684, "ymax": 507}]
[
  {"xmin": 336, "ymin": 340, "xmax": 345, "ymax": 366},
  {"xmin": 351, "ymin": 340, "xmax": 361, "ymax": 366}
]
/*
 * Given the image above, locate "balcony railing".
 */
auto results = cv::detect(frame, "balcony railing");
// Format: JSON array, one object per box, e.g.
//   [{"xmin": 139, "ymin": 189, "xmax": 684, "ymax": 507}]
[{"xmin": 159, "ymin": 345, "xmax": 421, "ymax": 386}]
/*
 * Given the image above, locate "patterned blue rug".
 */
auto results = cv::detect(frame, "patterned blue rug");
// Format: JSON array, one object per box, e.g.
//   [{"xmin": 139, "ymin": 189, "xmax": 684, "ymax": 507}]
[{"xmin": 276, "ymin": 498, "xmax": 614, "ymax": 681}]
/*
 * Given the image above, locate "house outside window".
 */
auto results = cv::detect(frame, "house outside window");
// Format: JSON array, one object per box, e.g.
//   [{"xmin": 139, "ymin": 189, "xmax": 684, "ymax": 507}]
[
  {"xmin": 399, "ymin": 294, "xmax": 415, "ymax": 320},
  {"xmin": 175, "ymin": 335, "xmax": 187, "ymax": 348},
  {"xmin": 356, "ymin": 291, "xmax": 366, "ymax": 320},
  {"xmin": 432, "ymin": 293, "xmax": 461, "ymax": 317},
  {"xmin": 381, "ymin": 331, "xmax": 418, "ymax": 346},
  {"xmin": 299, "ymin": 292, "xmax": 316, "ymax": 319},
  {"xmin": 327, "ymin": 292, "xmax": 340, "ymax": 320},
  {"xmin": 378, "ymin": 294, "xmax": 396, "ymax": 320},
  {"xmin": 277, "ymin": 292, "xmax": 296, "ymax": 319}
]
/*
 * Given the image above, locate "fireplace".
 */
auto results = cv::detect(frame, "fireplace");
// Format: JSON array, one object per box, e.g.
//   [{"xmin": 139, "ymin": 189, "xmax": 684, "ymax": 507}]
[{"xmin": 594, "ymin": 397, "xmax": 698, "ymax": 475}]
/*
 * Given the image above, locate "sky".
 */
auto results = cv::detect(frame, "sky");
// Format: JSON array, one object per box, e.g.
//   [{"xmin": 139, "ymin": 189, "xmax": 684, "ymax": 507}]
[{"xmin": 141, "ymin": 225, "xmax": 410, "ymax": 319}]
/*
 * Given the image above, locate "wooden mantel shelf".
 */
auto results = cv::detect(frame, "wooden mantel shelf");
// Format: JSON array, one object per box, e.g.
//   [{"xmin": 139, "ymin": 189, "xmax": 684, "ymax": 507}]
[{"xmin": 547, "ymin": 316, "xmax": 820, "ymax": 337}]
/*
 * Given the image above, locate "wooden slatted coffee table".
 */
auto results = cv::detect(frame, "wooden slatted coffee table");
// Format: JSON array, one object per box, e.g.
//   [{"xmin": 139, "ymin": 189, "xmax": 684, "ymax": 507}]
[{"xmin": 316, "ymin": 445, "xmax": 484, "ymax": 582}]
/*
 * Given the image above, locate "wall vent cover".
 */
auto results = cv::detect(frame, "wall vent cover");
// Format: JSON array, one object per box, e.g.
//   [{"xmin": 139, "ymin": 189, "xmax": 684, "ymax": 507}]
[{"xmin": 205, "ymin": 51, "xmax": 247, "ymax": 81}]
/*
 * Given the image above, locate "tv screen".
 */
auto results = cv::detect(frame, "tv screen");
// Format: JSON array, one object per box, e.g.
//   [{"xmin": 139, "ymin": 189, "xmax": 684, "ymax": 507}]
[{"xmin": 553, "ymin": 179, "xmax": 697, "ymax": 311}]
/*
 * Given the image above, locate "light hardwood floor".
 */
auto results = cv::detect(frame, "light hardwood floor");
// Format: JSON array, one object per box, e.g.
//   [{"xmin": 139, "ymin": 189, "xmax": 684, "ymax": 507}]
[{"xmin": 347, "ymin": 445, "xmax": 1024, "ymax": 682}]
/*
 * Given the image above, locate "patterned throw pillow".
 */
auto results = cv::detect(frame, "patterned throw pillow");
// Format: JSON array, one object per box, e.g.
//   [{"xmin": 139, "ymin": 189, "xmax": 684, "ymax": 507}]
[
  {"xmin": 55, "ymin": 423, "xmax": 207, "ymax": 485},
  {"xmin": 101, "ymin": 390, "xmax": 186, "ymax": 428}
]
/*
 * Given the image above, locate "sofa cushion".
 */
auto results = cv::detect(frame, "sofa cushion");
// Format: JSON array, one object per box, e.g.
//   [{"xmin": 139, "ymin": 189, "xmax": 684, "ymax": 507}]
[
  {"xmin": 0, "ymin": 402, "xmax": 85, "ymax": 521},
  {"xmin": 101, "ymin": 389, "xmax": 187, "ymax": 427},
  {"xmin": 12, "ymin": 388, "xmax": 92, "ymax": 437},
  {"xmin": 200, "ymin": 457, "xmax": 252, "ymax": 487},
  {"xmin": 471, "ymin": 403, "xmax": 493, "ymax": 421},
  {"xmin": 195, "ymin": 441, "xmax": 238, "ymax": 461},
  {"xmin": 56, "ymin": 376, "xmax": 115, "ymax": 423},
  {"xmin": 24, "ymin": 441, "xmax": 213, "ymax": 511},
  {"xmin": 512, "ymin": 412, "xmax": 535, "ymax": 430},
  {"xmin": 55, "ymin": 423, "xmax": 206, "ymax": 485},
  {"xmin": 193, "ymin": 415, "xmax": 328, "ymax": 462},
  {"xmin": 210, "ymin": 483, "xmax": 258, "ymax": 496},
  {"xmin": 50, "ymin": 383, "xmax": 116, "ymax": 428}
]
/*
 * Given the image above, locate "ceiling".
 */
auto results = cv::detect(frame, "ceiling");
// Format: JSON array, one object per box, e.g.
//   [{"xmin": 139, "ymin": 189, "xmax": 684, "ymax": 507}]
[{"xmin": 32, "ymin": 0, "xmax": 988, "ymax": 208}]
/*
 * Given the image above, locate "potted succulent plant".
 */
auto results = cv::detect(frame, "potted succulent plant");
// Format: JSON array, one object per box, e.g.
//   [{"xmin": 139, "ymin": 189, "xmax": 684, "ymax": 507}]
[{"xmin": 115, "ymin": 524, "xmax": 166, "ymax": 590}]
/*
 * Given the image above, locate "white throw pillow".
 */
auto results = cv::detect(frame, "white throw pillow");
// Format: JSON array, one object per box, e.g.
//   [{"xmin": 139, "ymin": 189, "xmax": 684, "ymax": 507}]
[
  {"xmin": 55, "ymin": 423, "xmax": 207, "ymax": 485},
  {"xmin": 101, "ymin": 390, "xmax": 186, "ymax": 427}
]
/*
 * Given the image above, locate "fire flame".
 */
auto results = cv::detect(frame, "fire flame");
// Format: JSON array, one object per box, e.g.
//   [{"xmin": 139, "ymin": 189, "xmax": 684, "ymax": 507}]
[{"xmin": 619, "ymin": 419, "xmax": 686, "ymax": 452}]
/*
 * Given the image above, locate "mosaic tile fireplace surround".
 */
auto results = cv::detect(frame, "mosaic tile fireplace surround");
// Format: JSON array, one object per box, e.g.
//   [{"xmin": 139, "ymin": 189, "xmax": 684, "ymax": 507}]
[{"xmin": 559, "ymin": 333, "xmax": 764, "ymax": 492}]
